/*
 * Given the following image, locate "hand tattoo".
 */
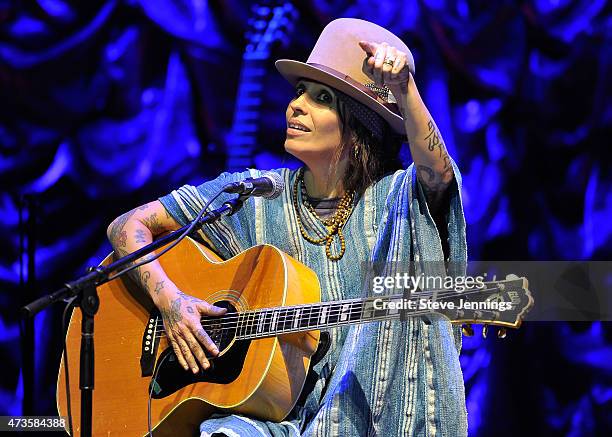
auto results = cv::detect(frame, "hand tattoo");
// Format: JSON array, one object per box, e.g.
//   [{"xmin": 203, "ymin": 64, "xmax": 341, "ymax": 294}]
[
  {"xmin": 162, "ymin": 298, "xmax": 183, "ymax": 325},
  {"xmin": 175, "ymin": 290, "xmax": 199, "ymax": 303}
]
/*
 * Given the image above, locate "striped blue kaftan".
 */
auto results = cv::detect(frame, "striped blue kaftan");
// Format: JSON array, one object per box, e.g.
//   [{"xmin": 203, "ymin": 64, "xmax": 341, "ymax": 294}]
[{"xmin": 158, "ymin": 163, "xmax": 468, "ymax": 437}]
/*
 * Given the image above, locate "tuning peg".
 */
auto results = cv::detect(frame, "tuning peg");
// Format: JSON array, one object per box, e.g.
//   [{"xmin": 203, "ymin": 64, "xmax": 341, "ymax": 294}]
[
  {"xmin": 461, "ymin": 324, "xmax": 474, "ymax": 337},
  {"xmin": 497, "ymin": 328, "xmax": 507, "ymax": 339},
  {"xmin": 482, "ymin": 324, "xmax": 489, "ymax": 339}
]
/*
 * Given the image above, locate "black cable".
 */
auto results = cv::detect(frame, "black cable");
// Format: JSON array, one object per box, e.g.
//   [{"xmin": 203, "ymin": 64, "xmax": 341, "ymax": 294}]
[
  {"xmin": 62, "ymin": 296, "xmax": 78, "ymax": 436},
  {"xmin": 107, "ymin": 190, "xmax": 224, "ymax": 282}
]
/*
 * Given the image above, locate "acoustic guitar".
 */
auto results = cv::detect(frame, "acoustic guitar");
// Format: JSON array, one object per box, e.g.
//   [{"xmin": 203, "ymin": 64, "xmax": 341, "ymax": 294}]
[{"xmin": 57, "ymin": 237, "xmax": 533, "ymax": 436}]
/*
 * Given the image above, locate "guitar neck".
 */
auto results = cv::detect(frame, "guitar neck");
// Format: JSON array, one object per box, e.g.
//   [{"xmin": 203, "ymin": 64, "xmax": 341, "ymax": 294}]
[
  {"xmin": 226, "ymin": 57, "xmax": 267, "ymax": 171},
  {"xmin": 226, "ymin": 2, "xmax": 297, "ymax": 171},
  {"xmin": 223, "ymin": 276, "xmax": 532, "ymax": 339},
  {"xmin": 233, "ymin": 294, "xmax": 412, "ymax": 340}
]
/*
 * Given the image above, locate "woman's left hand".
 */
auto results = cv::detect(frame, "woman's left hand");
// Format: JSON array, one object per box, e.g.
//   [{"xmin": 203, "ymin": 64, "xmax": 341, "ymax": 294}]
[{"xmin": 359, "ymin": 40, "xmax": 411, "ymax": 88}]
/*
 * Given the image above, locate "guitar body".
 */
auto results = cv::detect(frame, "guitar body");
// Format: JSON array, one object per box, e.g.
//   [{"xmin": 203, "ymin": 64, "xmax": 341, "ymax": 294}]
[{"xmin": 57, "ymin": 238, "xmax": 321, "ymax": 436}]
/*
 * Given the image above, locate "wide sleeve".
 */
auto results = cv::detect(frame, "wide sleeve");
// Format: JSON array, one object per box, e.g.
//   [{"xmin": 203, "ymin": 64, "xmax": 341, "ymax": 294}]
[
  {"xmin": 158, "ymin": 169, "xmax": 261, "ymax": 260},
  {"xmin": 409, "ymin": 159, "xmax": 467, "ymax": 265},
  {"xmin": 409, "ymin": 159, "xmax": 468, "ymax": 353}
]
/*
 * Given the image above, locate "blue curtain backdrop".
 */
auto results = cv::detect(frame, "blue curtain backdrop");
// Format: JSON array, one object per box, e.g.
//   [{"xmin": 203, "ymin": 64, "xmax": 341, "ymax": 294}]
[{"xmin": 1, "ymin": 1, "xmax": 611, "ymax": 435}]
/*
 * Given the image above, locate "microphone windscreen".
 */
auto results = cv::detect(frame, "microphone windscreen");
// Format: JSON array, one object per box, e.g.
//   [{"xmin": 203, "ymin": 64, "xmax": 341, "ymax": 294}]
[{"xmin": 262, "ymin": 172, "xmax": 285, "ymax": 199}]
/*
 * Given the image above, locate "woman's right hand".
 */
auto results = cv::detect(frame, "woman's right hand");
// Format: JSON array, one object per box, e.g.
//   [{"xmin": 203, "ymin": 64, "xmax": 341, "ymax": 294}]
[{"xmin": 156, "ymin": 286, "xmax": 227, "ymax": 373}]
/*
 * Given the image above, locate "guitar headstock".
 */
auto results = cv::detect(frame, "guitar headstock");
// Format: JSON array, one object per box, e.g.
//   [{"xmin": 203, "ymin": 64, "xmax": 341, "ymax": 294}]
[
  {"xmin": 433, "ymin": 274, "xmax": 534, "ymax": 330},
  {"xmin": 244, "ymin": 1, "xmax": 298, "ymax": 61}
]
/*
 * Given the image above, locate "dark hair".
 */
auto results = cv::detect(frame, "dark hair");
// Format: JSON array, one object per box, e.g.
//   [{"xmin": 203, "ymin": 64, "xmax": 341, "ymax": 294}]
[{"xmin": 336, "ymin": 99, "xmax": 404, "ymax": 195}]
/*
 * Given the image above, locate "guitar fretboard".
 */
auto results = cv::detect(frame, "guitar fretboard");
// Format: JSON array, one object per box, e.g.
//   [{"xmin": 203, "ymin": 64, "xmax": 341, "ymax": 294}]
[{"xmin": 234, "ymin": 295, "xmax": 405, "ymax": 340}]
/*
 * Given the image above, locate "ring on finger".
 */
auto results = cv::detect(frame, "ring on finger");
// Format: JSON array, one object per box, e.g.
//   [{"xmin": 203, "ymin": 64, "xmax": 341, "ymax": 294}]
[{"xmin": 383, "ymin": 57, "xmax": 395, "ymax": 66}]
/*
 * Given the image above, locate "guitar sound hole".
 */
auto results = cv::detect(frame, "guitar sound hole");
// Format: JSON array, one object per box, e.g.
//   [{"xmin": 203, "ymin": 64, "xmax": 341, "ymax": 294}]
[
  {"xmin": 149, "ymin": 301, "xmax": 253, "ymax": 398},
  {"xmin": 203, "ymin": 300, "xmax": 237, "ymax": 357}
]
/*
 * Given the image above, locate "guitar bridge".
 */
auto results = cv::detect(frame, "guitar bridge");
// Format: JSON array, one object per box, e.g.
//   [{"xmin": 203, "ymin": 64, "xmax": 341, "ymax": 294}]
[{"xmin": 140, "ymin": 312, "xmax": 162, "ymax": 377}]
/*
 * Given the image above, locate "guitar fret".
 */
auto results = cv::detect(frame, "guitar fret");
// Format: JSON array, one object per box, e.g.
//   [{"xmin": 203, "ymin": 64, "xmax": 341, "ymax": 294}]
[
  {"xmin": 282, "ymin": 308, "xmax": 294, "ymax": 332},
  {"xmin": 340, "ymin": 303, "xmax": 350, "ymax": 322},
  {"xmin": 319, "ymin": 306, "xmax": 327, "ymax": 324},
  {"xmin": 302, "ymin": 305, "xmax": 314, "ymax": 329},
  {"xmin": 328, "ymin": 304, "xmax": 340, "ymax": 325},
  {"xmin": 240, "ymin": 297, "xmax": 421, "ymax": 338},
  {"xmin": 293, "ymin": 309, "xmax": 301, "ymax": 329},
  {"xmin": 271, "ymin": 310, "xmax": 279, "ymax": 333},
  {"xmin": 248, "ymin": 312, "xmax": 257, "ymax": 337},
  {"xmin": 257, "ymin": 310, "xmax": 265, "ymax": 334}
]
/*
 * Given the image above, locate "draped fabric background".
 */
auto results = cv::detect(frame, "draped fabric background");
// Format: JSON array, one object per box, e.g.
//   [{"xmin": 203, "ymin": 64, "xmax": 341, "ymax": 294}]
[{"xmin": 1, "ymin": 1, "xmax": 611, "ymax": 435}]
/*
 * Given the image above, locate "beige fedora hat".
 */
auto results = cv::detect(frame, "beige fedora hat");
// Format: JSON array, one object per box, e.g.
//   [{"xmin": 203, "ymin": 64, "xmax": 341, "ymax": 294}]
[{"xmin": 275, "ymin": 18, "xmax": 414, "ymax": 135}]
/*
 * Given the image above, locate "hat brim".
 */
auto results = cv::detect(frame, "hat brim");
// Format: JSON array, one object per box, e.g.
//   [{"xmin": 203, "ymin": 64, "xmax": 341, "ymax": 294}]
[{"xmin": 275, "ymin": 59, "xmax": 406, "ymax": 135}]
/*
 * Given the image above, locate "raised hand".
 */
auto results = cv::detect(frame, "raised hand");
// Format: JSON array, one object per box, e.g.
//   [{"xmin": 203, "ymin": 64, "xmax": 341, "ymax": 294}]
[
  {"xmin": 359, "ymin": 40, "xmax": 411, "ymax": 88},
  {"xmin": 157, "ymin": 287, "xmax": 227, "ymax": 373}
]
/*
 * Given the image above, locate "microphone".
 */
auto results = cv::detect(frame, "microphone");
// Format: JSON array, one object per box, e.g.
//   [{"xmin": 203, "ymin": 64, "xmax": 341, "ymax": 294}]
[{"xmin": 222, "ymin": 172, "xmax": 285, "ymax": 199}]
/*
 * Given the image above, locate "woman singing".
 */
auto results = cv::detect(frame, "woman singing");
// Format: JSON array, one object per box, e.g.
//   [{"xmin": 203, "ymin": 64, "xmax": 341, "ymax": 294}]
[{"xmin": 108, "ymin": 18, "xmax": 467, "ymax": 436}]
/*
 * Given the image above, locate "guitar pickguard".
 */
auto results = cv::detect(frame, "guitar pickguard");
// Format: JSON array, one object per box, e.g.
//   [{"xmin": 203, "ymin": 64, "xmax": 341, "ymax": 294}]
[{"xmin": 149, "ymin": 339, "xmax": 251, "ymax": 399}]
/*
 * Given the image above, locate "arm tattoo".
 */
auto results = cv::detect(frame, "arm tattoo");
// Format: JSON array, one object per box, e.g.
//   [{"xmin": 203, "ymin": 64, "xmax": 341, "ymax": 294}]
[
  {"xmin": 417, "ymin": 119, "xmax": 455, "ymax": 213},
  {"xmin": 141, "ymin": 270, "xmax": 151, "ymax": 289},
  {"xmin": 142, "ymin": 213, "xmax": 164, "ymax": 235},
  {"xmin": 114, "ymin": 247, "xmax": 153, "ymax": 292},
  {"xmin": 423, "ymin": 119, "xmax": 453, "ymax": 178},
  {"xmin": 154, "ymin": 280, "xmax": 165, "ymax": 295},
  {"xmin": 134, "ymin": 229, "xmax": 147, "ymax": 243},
  {"xmin": 424, "ymin": 120, "xmax": 444, "ymax": 157},
  {"xmin": 417, "ymin": 165, "xmax": 450, "ymax": 215},
  {"xmin": 108, "ymin": 210, "xmax": 137, "ymax": 248}
]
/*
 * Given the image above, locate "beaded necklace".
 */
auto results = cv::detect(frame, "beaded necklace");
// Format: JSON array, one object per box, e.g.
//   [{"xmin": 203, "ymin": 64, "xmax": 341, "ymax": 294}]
[{"xmin": 292, "ymin": 169, "xmax": 354, "ymax": 261}]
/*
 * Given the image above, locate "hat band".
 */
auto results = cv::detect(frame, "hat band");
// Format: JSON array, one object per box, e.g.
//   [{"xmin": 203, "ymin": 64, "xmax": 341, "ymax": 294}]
[{"xmin": 307, "ymin": 63, "xmax": 401, "ymax": 116}]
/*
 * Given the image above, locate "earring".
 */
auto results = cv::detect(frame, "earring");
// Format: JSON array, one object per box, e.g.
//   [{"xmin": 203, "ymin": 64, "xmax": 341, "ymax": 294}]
[{"xmin": 354, "ymin": 145, "xmax": 360, "ymax": 159}]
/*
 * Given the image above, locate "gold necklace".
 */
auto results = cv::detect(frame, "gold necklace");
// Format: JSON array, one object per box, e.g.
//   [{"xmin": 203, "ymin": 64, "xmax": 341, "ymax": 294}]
[{"xmin": 292, "ymin": 169, "xmax": 354, "ymax": 261}]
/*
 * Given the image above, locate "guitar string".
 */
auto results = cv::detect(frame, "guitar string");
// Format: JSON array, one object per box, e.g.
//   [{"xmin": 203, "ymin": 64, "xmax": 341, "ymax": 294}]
[
  {"xmin": 152, "ymin": 284, "xmax": 509, "ymax": 334},
  {"xmin": 153, "ymin": 308, "xmax": 478, "ymax": 343},
  {"xmin": 152, "ymin": 285, "xmax": 510, "ymax": 338},
  {"xmin": 151, "ymin": 282, "xmax": 510, "ymax": 331}
]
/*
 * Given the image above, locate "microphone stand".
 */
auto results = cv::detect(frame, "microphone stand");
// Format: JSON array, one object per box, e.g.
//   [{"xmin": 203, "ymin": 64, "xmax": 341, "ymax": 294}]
[{"xmin": 21, "ymin": 193, "xmax": 249, "ymax": 437}]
